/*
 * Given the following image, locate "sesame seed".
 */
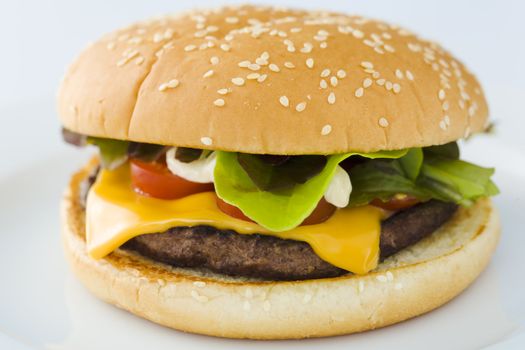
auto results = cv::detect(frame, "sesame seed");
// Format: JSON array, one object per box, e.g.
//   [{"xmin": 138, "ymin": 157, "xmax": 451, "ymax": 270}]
[
  {"xmin": 320, "ymin": 42, "xmax": 328, "ymax": 49},
  {"xmin": 372, "ymin": 71, "xmax": 381, "ymax": 79},
  {"xmin": 184, "ymin": 44, "xmax": 196, "ymax": 52},
  {"xmin": 379, "ymin": 117, "xmax": 389, "ymax": 127},
  {"xmin": 306, "ymin": 58, "xmax": 314, "ymax": 69},
  {"xmin": 328, "ymin": 92, "xmax": 336, "ymax": 104},
  {"xmin": 190, "ymin": 290, "xmax": 209, "ymax": 303},
  {"xmin": 385, "ymin": 81, "xmax": 393, "ymax": 91},
  {"xmin": 376, "ymin": 274, "xmax": 388, "ymax": 282},
  {"xmin": 363, "ymin": 78, "xmax": 373, "ymax": 88},
  {"xmin": 468, "ymin": 106, "xmax": 476, "ymax": 117},
  {"xmin": 444, "ymin": 115, "xmax": 451, "ymax": 126},
  {"xmin": 257, "ymin": 74, "xmax": 267, "ymax": 83},
  {"xmin": 269, "ymin": 63, "xmax": 280, "ymax": 72},
  {"xmin": 320, "ymin": 79, "xmax": 328, "ymax": 89},
  {"xmin": 386, "ymin": 271, "xmax": 394, "ymax": 281},
  {"xmin": 153, "ymin": 33, "xmax": 163, "ymax": 43},
  {"xmin": 353, "ymin": 30, "xmax": 364, "ymax": 39},
  {"xmin": 376, "ymin": 79, "xmax": 386, "ymax": 86},
  {"xmin": 203, "ymin": 69, "xmax": 214, "ymax": 78},
  {"xmin": 284, "ymin": 61, "xmax": 295, "ymax": 69},
  {"xmin": 361, "ymin": 61, "xmax": 374, "ymax": 69},
  {"xmin": 393, "ymin": 83, "xmax": 401, "ymax": 94},
  {"xmin": 438, "ymin": 89, "xmax": 446, "ymax": 100},
  {"xmin": 220, "ymin": 44, "xmax": 231, "ymax": 52},
  {"xmin": 255, "ymin": 57, "xmax": 268, "ymax": 66},
  {"xmin": 321, "ymin": 69, "xmax": 331, "ymax": 78},
  {"xmin": 210, "ymin": 56, "xmax": 219, "ymax": 65},
  {"xmin": 296, "ymin": 102, "xmax": 307, "ymax": 112},
  {"xmin": 439, "ymin": 120, "xmax": 447, "ymax": 130},
  {"xmin": 217, "ymin": 88, "xmax": 229, "ymax": 95},
  {"xmin": 442, "ymin": 101, "xmax": 450, "ymax": 111},
  {"xmin": 464, "ymin": 126, "xmax": 471, "ymax": 138},
  {"xmin": 328, "ymin": 76, "xmax": 337, "ymax": 87},
  {"xmin": 213, "ymin": 98, "xmax": 225, "ymax": 107},
  {"xmin": 261, "ymin": 51, "xmax": 270, "ymax": 60},
  {"xmin": 238, "ymin": 60, "xmax": 250, "ymax": 68},
  {"xmin": 395, "ymin": 69, "xmax": 404, "ymax": 79},
  {"xmin": 134, "ymin": 56, "xmax": 145, "ymax": 65},
  {"xmin": 321, "ymin": 124, "xmax": 332, "ymax": 135},
  {"xmin": 247, "ymin": 73, "xmax": 260, "ymax": 80},
  {"xmin": 279, "ymin": 96, "xmax": 289, "ymax": 107},
  {"xmin": 231, "ymin": 77, "xmax": 245, "ymax": 86},
  {"xmin": 194, "ymin": 30, "xmax": 207, "ymax": 38},
  {"xmin": 337, "ymin": 69, "xmax": 347, "ymax": 79},
  {"xmin": 248, "ymin": 63, "xmax": 261, "ymax": 71},
  {"xmin": 193, "ymin": 281, "xmax": 206, "ymax": 288},
  {"xmin": 290, "ymin": 27, "xmax": 302, "ymax": 33},
  {"xmin": 225, "ymin": 16, "xmax": 239, "ymax": 24},
  {"xmin": 158, "ymin": 79, "xmax": 179, "ymax": 91},
  {"xmin": 405, "ymin": 70, "xmax": 414, "ymax": 81},
  {"xmin": 358, "ymin": 281, "xmax": 365, "ymax": 293},
  {"xmin": 384, "ymin": 44, "xmax": 395, "ymax": 53},
  {"xmin": 355, "ymin": 87, "xmax": 364, "ymax": 98},
  {"xmin": 200, "ymin": 137, "xmax": 213, "ymax": 146}
]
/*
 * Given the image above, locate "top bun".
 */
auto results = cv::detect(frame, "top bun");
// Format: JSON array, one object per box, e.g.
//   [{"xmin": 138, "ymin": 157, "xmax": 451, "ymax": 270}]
[{"xmin": 58, "ymin": 5, "xmax": 488, "ymax": 154}]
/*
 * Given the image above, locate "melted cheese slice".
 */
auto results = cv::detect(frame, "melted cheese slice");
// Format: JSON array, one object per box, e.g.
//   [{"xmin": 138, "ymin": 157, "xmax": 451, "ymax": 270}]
[{"xmin": 86, "ymin": 165, "xmax": 384, "ymax": 274}]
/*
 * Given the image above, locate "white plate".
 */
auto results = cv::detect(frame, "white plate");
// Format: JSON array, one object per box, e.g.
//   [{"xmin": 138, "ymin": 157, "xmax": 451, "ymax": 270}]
[{"xmin": 0, "ymin": 138, "xmax": 524, "ymax": 350}]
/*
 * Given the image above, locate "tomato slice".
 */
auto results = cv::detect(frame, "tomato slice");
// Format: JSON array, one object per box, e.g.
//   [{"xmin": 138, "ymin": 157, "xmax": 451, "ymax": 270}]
[
  {"xmin": 216, "ymin": 197, "xmax": 336, "ymax": 226},
  {"xmin": 370, "ymin": 194, "xmax": 419, "ymax": 211},
  {"xmin": 130, "ymin": 159, "xmax": 214, "ymax": 200}
]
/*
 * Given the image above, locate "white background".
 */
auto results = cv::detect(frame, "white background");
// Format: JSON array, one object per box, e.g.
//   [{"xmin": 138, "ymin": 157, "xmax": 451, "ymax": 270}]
[{"xmin": 0, "ymin": 1, "xmax": 524, "ymax": 349}]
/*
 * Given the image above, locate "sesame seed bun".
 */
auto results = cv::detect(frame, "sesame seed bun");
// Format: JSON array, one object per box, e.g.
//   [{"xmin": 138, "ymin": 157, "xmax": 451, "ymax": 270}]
[
  {"xmin": 57, "ymin": 5, "xmax": 488, "ymax": 154},
  {"xmin": 61, "ymin": 158, "xmax": 500, "ymax": 339}
]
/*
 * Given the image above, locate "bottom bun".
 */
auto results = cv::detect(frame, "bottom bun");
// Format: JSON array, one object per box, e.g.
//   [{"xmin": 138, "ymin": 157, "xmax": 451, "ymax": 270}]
[{"xmin": 61, "ymin": 160, "xmax": 500, "ymax": 339}]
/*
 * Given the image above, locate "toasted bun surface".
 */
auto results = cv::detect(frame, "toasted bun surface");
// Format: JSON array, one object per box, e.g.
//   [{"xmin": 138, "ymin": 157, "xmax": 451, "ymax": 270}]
[
  {"xmin": 61, "ymin": 160, "xmax": 500, "ymax": 339},
  {"xmin": 58, "ymin": 5, "xmax": 488, "ymax": 154}
]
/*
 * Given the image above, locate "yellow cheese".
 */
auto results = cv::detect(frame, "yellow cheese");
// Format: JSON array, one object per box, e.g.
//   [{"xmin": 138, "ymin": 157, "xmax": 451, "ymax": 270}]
[{"xmin": 86, "ymin": 165, "xmax": 384, "ymax": 274}]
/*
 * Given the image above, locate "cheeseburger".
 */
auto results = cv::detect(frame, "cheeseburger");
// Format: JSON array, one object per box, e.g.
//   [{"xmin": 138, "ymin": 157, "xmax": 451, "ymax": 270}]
[{"xmin": 59, "ymin": 5, "xmax": 500, "ymax": 339}]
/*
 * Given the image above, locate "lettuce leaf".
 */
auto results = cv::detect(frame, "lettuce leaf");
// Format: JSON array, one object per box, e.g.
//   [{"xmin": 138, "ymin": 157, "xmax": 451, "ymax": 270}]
[
  {"xmin": 237, "ymin": 154, "xmax": 327, "ymax": 191},
  {"xmin": 87, "ymin": 137, "xmax": 129, "ymax": 170},
  {"xmin": 418, "ymin": 157, "xmax": 498, "ymax": 206},
  {"xmin": 214, "ymin": 149, "xmax": 407, "ymax": 231},
  {"xmin": 348, "ymin": 159, "xmax": 431, "ymax": 207},
  {"xmin": 349, "ymin": 148, "xmax": 499, "ymax": 207}
]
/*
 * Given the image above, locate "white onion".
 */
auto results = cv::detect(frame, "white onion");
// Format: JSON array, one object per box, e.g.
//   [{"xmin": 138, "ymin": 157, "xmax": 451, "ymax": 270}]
[
  {"xmin": 324, "ymin": 165, "xmax": 352, "ymax": 208},
  {"xmin": 166, "ymin": 148, "xmax": 216, "ymax": 183}
]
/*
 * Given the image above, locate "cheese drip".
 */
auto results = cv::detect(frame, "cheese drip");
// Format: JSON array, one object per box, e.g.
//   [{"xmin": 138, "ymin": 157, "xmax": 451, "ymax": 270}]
[{"xmin": 86, "ymin": 165, "xmax": 384, "ymax": 274}]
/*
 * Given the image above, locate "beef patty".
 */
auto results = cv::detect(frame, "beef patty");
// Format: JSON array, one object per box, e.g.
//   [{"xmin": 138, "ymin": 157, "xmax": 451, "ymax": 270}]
[{"xmin": 82, "ymin": 170, "xmax": 458, "ymax": 280}]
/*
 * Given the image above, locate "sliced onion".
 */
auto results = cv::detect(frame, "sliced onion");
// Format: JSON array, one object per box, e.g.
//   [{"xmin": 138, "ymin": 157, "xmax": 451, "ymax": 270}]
[
  {"xmin": 324, "ymin": 165, "xmax": 352, "ymax": 208},
  {"xmin": 166, "ymin": 148, "xmax": 216, "ymax": 183}
]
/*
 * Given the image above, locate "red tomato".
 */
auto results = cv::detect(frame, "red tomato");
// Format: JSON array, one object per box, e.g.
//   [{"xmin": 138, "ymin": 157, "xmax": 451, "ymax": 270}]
[
  {"xmin": 370, "ymin": 194, "xmax": 419, "ymax": 211},
  {"xmin": 215, "ymin": 197, "xmax": 336, "ymax": 226},
  {"xmin": 130, "ymin": 159, "xmax": 214, "ymax": 200}
]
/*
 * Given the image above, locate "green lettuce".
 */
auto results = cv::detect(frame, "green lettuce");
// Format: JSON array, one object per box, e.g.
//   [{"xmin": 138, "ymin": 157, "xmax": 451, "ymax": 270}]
[
  {"xmin": 87, "ymin": 137, "xmax": 129, "ymax": 170},
  {"xmin": 214, "ymin": 149, "xmax": 407, "ymax": 231},
  {"xmin": 349, "ymin": 143, "xmax": 498, "ymax": 207}
]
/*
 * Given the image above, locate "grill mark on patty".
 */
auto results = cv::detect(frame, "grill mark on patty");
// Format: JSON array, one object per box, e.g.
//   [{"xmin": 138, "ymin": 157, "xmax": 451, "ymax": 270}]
[{"xmin": 81, "ymin": 172, "xmax": 458, "ymax": 280}]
